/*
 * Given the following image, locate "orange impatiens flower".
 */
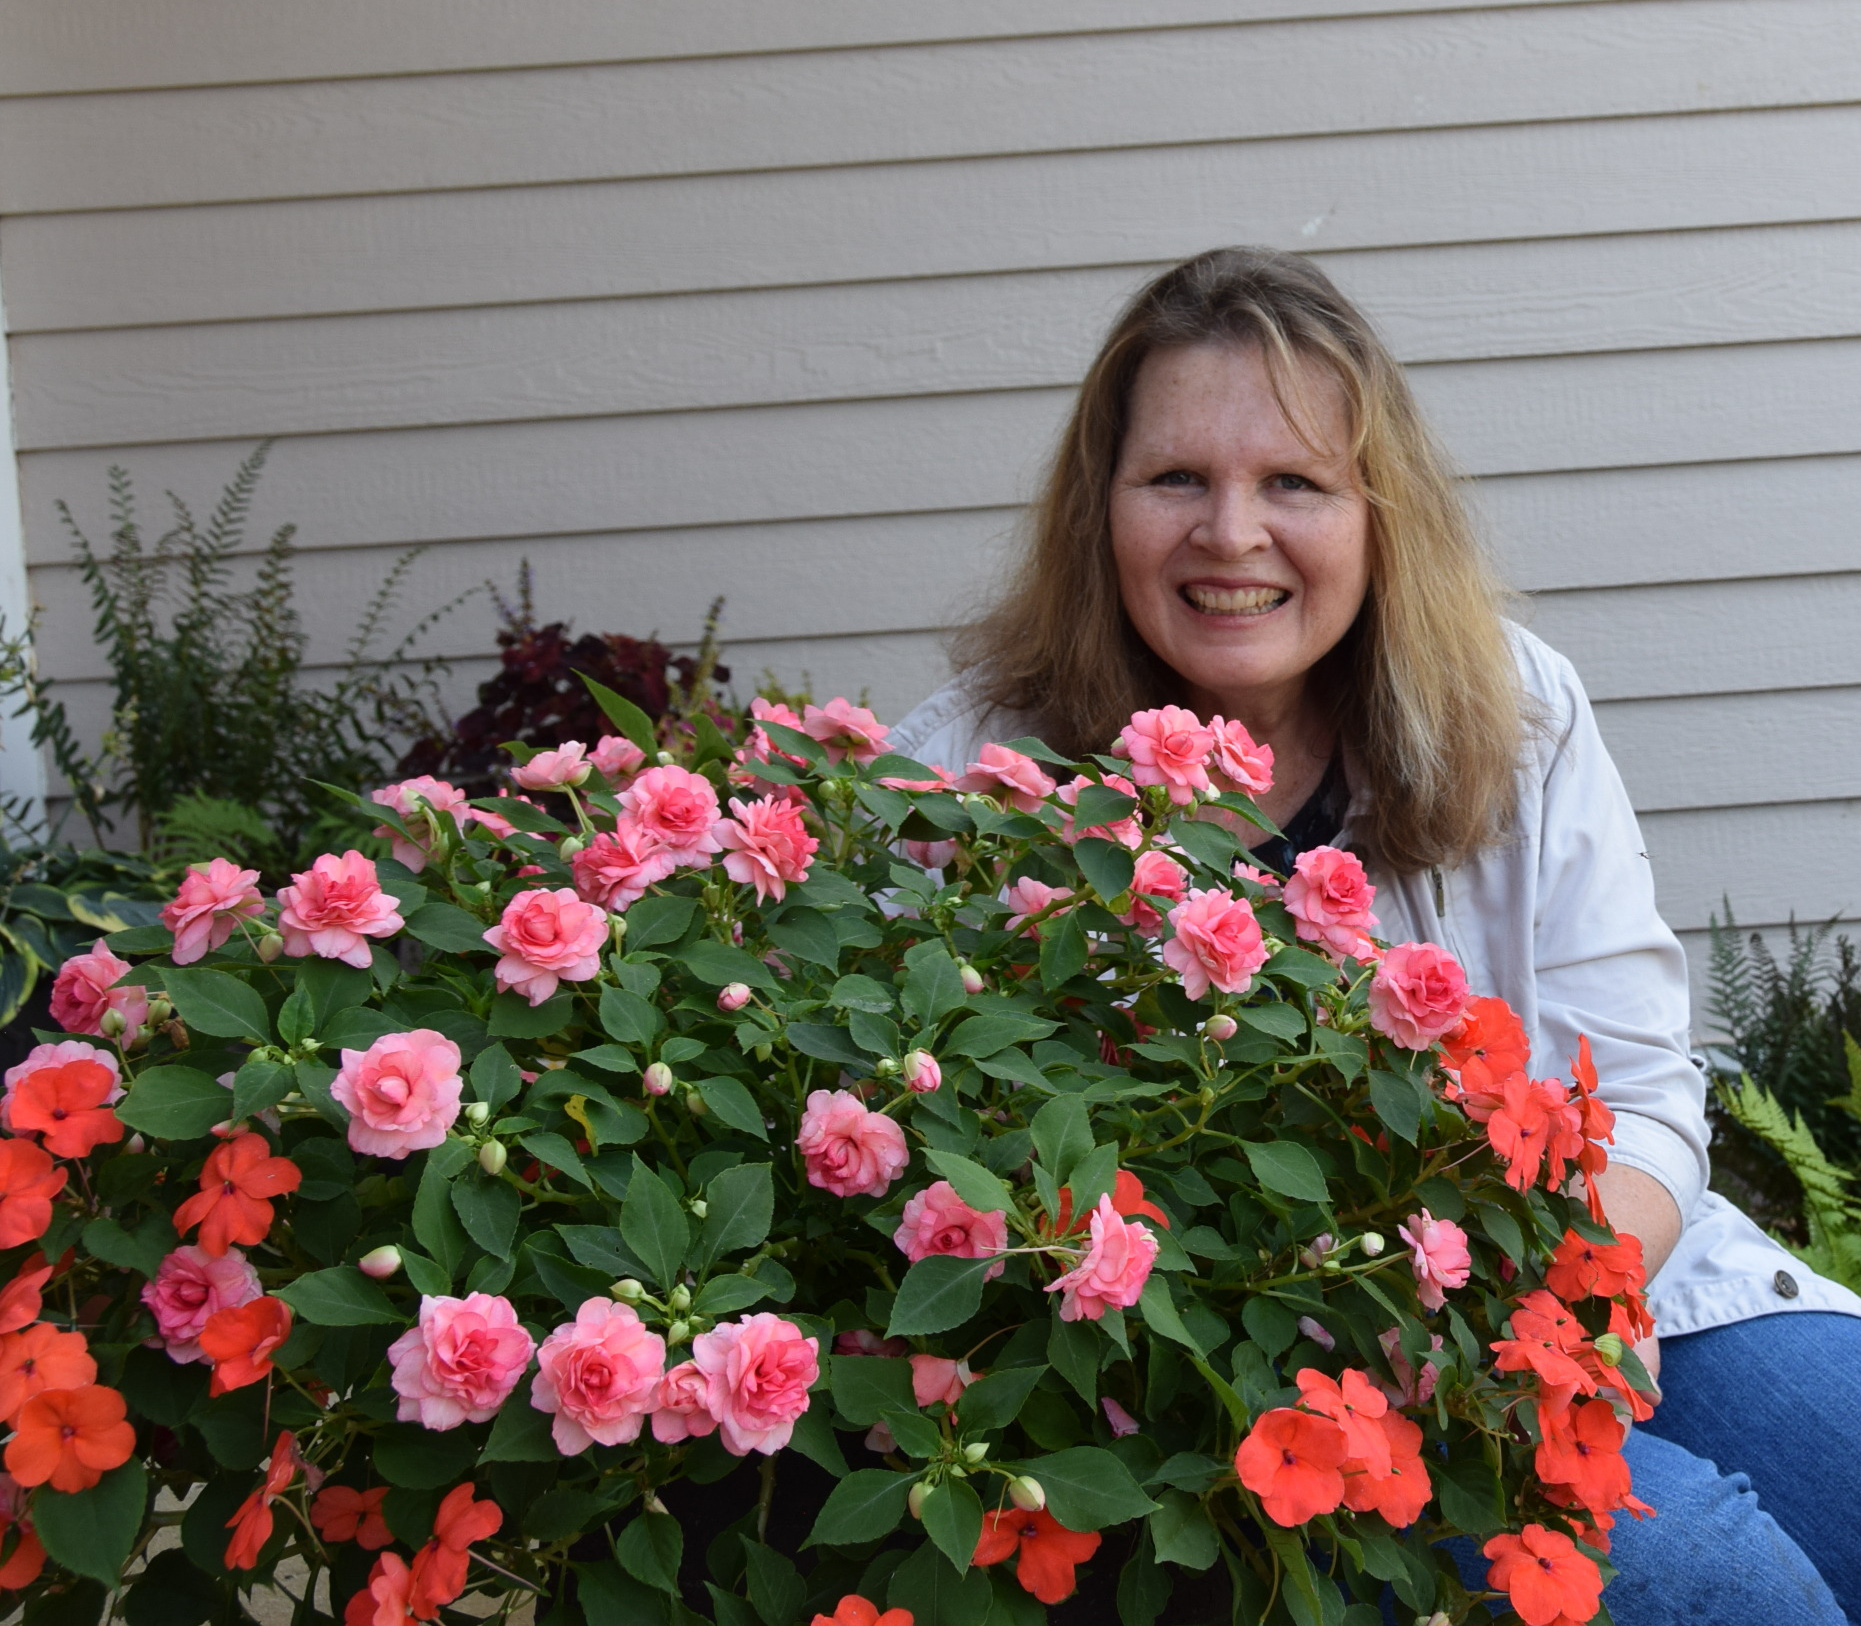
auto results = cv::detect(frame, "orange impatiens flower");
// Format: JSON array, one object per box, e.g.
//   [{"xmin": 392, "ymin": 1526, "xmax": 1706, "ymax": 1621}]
[
  {"xmin": 1546, "ymin": 1228, "xmax": 1646, "ymax": 1305},
  {"xmin": 3, "ymin": 1383, "xmax": 136, "ymax": 1492},
  {"xmin": 0, "ymin": 1142, "xmax": 66, "ymax": 1251},
  {"xmin": 1052, "ymin": 1169, "xmax": 1171, "ymax": 1234},
  {"xmin": 312, "ymin": 1483, "xmax": 394, "ymax": 1550},
  {"xmin": 9, "ymin": 1059, "xmax": 126, "ymax": 1159},
  {"xmin": 345, "ymin": 1551, "xmax": 415, "ymax": 1626},
  {"xmin": 0, "ymin": 1255, "xmax": 53, "ymax": 1335},
  {"xmin": 1234, "ymin": 1407, "xmax": 1348, "ymax": 1526},
  {"xmin": 811, "ymin": 1598, "xmax": 913, "ymax": 1626},
  {"xmin": 1485, "ymin": 1074, "xmax": 1571, "ymax": 1193},
  {"xmin": 225, "ymin": 1430, "xmax": 300, "ymax": 1569},
  {"xmin": 1483, "ymin": 1523, "xmax": 1606, "ymax": 1626},
  {"xmin": 0, "ymin": 1513, "xmax": 46, "ymax": 1592},
  {"xmin": 974, "ymin": 1506, "xmax": 1102, "ymax": 1605},
  {"xmin": 0, "ymin": 1322, "xmax": 96, "ymax": 1423},
  {"xmin": 1571, "ymin": 1037, "xmax": 1617, "ymax": 1222},
  {"xmin": 199, "ymin": 1295, "xmax": 294, "ymax": 1396},
  {"xmin": 1440, "ymin": 996, "xmax": 1531, "ymax": 1105},
  {"xmin": 1294, "ymin": 1368, "xmax": 1391, "ymax": 1477},
  {"xmin": 409, "ymin": 1482, "xmax": 503, "ymax": 1617},
  {"xmin": 1536, "ymin": 1398, "xmax": 1636, "ymax": 1517},
  {"xmin": 174, "ymin": 1132, "xmax": 301, "ymax": 1257},
  {"xmin": 1341, "ymin": 1409, "xmax": 1432, "ymax": 1528}
]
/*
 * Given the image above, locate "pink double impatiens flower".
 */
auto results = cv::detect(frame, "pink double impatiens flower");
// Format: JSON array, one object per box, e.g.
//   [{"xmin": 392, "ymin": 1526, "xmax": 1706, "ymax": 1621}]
[
  {"xmin": 483, "ymin": 888, "xmax": 608, "ymax": 1005},
  {"xmin": 330, "ymin": 1030, "xmax": 464, "ymax": 1160}
]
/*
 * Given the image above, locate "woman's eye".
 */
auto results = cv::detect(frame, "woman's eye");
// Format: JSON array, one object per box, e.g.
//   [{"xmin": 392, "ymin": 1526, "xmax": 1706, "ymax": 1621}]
[
  {"xmin": 1152, "ymin": 469, "xmax": 1200, "ymax": 488},
  {"xmin": 1271, "ymin": 473, "xmax": 1317, "ymax": 492}
]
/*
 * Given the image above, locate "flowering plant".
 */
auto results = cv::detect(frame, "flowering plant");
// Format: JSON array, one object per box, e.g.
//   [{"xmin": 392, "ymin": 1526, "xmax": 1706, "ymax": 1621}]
[{"xmin": 0, "ymin": 685, "xmax": 1658, "ymax": 1626}]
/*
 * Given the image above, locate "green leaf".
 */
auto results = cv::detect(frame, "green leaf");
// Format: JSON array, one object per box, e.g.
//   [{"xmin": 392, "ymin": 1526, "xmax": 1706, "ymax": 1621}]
[
  {"xmin": 1038, "ymin": 911, "xmax": 1089, "ymax": 990},
  {"xmin": 33, "ymin": 1460, "xmax": 147, "ymax": 1586},
  {"xmin": 829, "ymin": 973, "xmax": 895, "ymax": 1014},
  {"xmin": 116, "ymin": 1065, "xmax": 232, "ymax": 1140},
  {"xmin": 887, "ymin": 1540, "xmax": 992, "ymax": 1626},
  {"xmin": 945, "ymin": 1011, "xmax": 1058, "ymax": 1060},
  {"xmin": 1070, "ymin": 783, "xmax": 1139, "ymax": 830},
  {"xmin": 470, "ymin": 1043, "xmax": 524, "ymax": 1112},
  {"xmin": 954, "ymin": 1364, "xmax": 1045, "ymax": 1432},
  {"xmin": 886, "ymin": 1255, "xmax": 995, "ymax": 1337},
  {"xmin": 830, "ymin": 1355, "xmax": 915, "ymax": 1426},
  {"xmin": 625, "ymin": 894, "xmax": 699, "ymax": 950},
  {"xmin": 1437, "ymin": 1453, "xmax": 1506, "ymax": 1536},
  {"xmin": 880, "ymin": 1408, "xmax": 943, "ymax": 1458},
  {"xmin": 487, "ymin": 991, "xmax": 574, "ymax": 1038},
  {"xmin": 400, "ymin": 1249, "xmax": 449, "ymax": 1296},
  {"xmin": 160, "ymin": 966, "xmax": 271, "ymax": 1042},
  {"xmin": 82, "ymin": 1212, "xmax": 174, "ymax": 1280},
  {"xmin": 786, "ymin": 1023, "xmax": 867, "ymax": 1066},
  {"xmin": 275, "ymin": 1266, "xmax": 402, "ymax": 1325},
  {"xmin": 581, "ymin": 673, "xmax": 658, "ymax": 757},
  {"xmin": 1048, "ymin": 1314, "xmax": 1099, "ymax": 1404},
  {"xmin": 1166, "ymin": 815, "xmax": 1241, "ymax": 874},
  {"xmin": 322, "ymin": 1006, "xmax": 401, "ymax": 1052},
  {"xmin": 924, "ymin": 1150, "xmax": 1012, "ymax": 1215},
  {"xmin": 1242, "ymin": 1140, "xmax": 1330, "ymax": 1204},
  {"xmin": 1368, "ymin": 1069, "xmax": 1427, "ymax": 1144},
  {"xmin": 695, "ymin": 1075, "xmax": 770, "ymax": 1140},
  {"xmin": 1476, "ymin": 1202, "xmax": 1528, "ymax": 1266},
  {"xmin": 1065, "ymin": 1140, "xmax": 1119, "ymax": 1217},
  {"xmin": 921, "ymin": 1476, "xmax": 984, "ymax": 1576},
  {"xmin": 806, "ymin": 1469, "xmax": 915, "ymax": 1546},
  {"xmin": 576, "ymin": 1557, "xmax": 668, "ymax": 1626},
  {"xmin": 1025, "ymin": 1445, "xmax": 1158, "ymax": 1528},
  {"xmin": 1149, "ymin": 1489, "xmax": 1219, "ymax": 1570},
  {"xmin": 1263, "ymin": 944, "xmax": 1342, "ymax": 989},
  {"xmin": 742, "ymin": 1540, "xmax": 807, "ymax": 1626},
  {"xmin": 413, "ymin": 1155, "xmax": 468, "ymax": 1277},
  {"xmin": 599, "ymin": 985, "xmax": 662, "ymax": 1046},
  {"xmin": 766, "ymin": 907, "xmax": 841, "ymax": 970},
  {"xmin": 521, "ymin": 1131, "xmax": 592, "ymax": 1187},
  {"xmin": 901, "ymin": 942, "xmax": 968, "ymax": 1028},
  {"xmin": 481, "ymin": 1373, "xmax": 560, "ymax": 1462},
  {"xmin": 1138, "ymin": 1275, "xmax": 1204, "ymax": 1354},
  {"xmin": 787, "ymin": 1406, "xmax": 850, "ymax": 1478},
  {"xmin": 696, "ymin": 1162, "xmax": 775, "ymax": 1269},
  {"xmin": 1263, "ymin": 1523, "xmax": 1336, "ymax": 1626},
  {"xmin": 1074, "ymin": 836, "xmax": 1137, "ymax": 903},
  {"xmin": 375, "ymin": 1422, "xmax": 479, "ymax": 1488},
  {"xmin": 1241, "ymin": 1294, "xmax": 1298, "ymax": 1359},
  {"xmin": 621, "ymin": 1155, "xmax": 690, "ymax": 1290},
  {"xmin": 693, "ymin": 1274, "xmax": 770, "ymax": 1316},
  {"xmin": 297, "ymin": 957, "xmax": 373, "ymax": 1032},
  {"xmin": 1237, "ymin": 1001, "xmax": 1306, "ymax": 1042},
  {"xmin": 615, "ymin": 1510, "xmax": 684, "ymax": 1595},
  {"xmin": 230, "ymin": 1056, "xmax": 295, "ymax": 1121},
  {"xmin": 404, "ymin": 901, "xmax": 495, "ymax": 954},
  {"xmin": 1031, "ymin": 1095, "xmax": 1093, "ymax": 1183},
  {"xmin": 684, "ymin": 940, "xmax": 780, "ymax": 991},
  {"xmin": 451, "ymin": 1171, "xmax": 522, "ymax": 1259}
]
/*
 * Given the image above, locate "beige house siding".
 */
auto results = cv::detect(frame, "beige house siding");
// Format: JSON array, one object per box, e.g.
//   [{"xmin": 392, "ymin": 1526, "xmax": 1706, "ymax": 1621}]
[{"xmin": 2, "ymin": 0, "xmax": 1858, "ymax": 1013}]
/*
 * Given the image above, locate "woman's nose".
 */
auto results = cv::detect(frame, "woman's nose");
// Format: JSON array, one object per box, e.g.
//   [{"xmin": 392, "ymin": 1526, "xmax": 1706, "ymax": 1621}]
[{"xmin": 1192, "ymin": 484, "xmax": 1273, "ymax": 557}]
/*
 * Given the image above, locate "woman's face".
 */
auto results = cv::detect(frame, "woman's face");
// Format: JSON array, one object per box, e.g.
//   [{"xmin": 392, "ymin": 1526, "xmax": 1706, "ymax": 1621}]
[{"xmin": 1109, "ymin": 343, "xmax": 1371, "ymax": 729}]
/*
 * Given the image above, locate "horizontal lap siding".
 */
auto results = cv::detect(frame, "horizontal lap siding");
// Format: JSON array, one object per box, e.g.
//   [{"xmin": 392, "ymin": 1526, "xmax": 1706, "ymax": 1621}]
[{"xmin": 5, "ymin": 0, "xmax": 1856, "ymax": 1017}]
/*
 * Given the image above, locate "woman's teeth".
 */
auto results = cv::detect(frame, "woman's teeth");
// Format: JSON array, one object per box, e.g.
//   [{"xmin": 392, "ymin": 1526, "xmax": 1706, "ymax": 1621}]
[{"xmin": 1182, "ymin": 585, "xmax": 1289, "ymax": 615}]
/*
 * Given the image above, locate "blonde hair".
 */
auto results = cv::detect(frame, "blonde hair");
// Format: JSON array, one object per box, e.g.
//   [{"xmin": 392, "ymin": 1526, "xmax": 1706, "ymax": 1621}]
[{"xmin": 953, "ymin": 246, "xmax": 1524, "ymax": 873}]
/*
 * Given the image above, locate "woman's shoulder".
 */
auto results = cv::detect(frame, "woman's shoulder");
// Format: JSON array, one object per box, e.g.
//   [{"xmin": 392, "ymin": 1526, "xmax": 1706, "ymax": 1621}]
[
  {"xmin": 888, "ymin": 677, "xmax": 1040, "ymax": 771},
  {"xmin": 1501, "ymin": 619, "xmax": 1592, "ymax": 758}
]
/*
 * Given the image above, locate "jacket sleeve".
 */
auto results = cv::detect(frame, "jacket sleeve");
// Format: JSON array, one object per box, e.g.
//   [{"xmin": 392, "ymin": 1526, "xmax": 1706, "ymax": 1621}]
[{"xmin": 1525, "ymin": 641, "xmax": 1710, "ymax": 1224}]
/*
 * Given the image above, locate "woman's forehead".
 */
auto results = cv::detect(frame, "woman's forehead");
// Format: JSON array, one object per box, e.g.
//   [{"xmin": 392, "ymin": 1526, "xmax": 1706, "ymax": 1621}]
[{"xmin": 1123, "ymin": 342, "xmax": 1354, "ymax": 464}]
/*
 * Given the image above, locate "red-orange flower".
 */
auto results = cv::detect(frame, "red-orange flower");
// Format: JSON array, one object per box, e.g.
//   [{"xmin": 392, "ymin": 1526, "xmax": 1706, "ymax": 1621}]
[
  {"xmin": 1484, "ymin": 1523, "xmax": 1606, "ymax": 1626},
  {"xmin": 345, "ymin": 1551, "xmax": 416, "ymax": 1626},
  {"xmin": 1493, "ymin": 1291, "xmax": 1597, "ymax": 1402},
  {"xmin": 1295, "ymin": 1368, "xmax": 1391, "ymax": 1477},
  {"xmin": 199, "ymin": 1295, "xmax": 294, "ymax": 1396},
  {"xmin": 1052, "ymin": 1169, "xmax": 1171, "ymax": 1233},
  {"xmin": 3, "ymin": 1383, "xmax": 136, "ymax": 1492},
  {"xmin": 225, "ymin": 1430, "xmax": 300, "ymax": 1569},
  {"xmin": 1441, "ymin": 996, "xmax": 1531, "ymax": 1091},
  {"xmin": 0, "ymin": 1322, "xmax": 96, "ymax": 1423},
  {"xmin": 1486, "ymin": 1074, "xmax": 1573, "ymax": 1192},
  {"xmin": 1546, "ymin": 1229, "xmax": 1646, "ymax": 1304},
  {"xmin": 408, "ymin": 1482, "xmax": 503, "ymax": 1618},
  {"xmin": 0, "ymin": 1142, "xmax": 66, "ymax": 1250},
  {"xmin": 0, "ymin": 1518, "xmax": 46, "ymax": 1591},
  {"xmin": 0, "ymin": 1255, "xmax": 53, "ymax": 1335},
  {"xmin": 174, "ymin": 1133, "xmax": 301, "ymax": 1257},
  {"xmin": 9, "ymin": 1059, "xmax": 126, "ymax": 1159},
  {"xmin": 1234, "ymin": 1407, "xmax": 1348, "ymax": 1526},
  {"xmin": 1571, "ymin": 1037, "xmax": 1616, "ymax": 1220},
  {"xmin": 974, "ymin": 1506, "xmax": 1102, "ymax": 1604},
  {"xmin": 810, "ymin": 1598, "xmax": 913, "ymax": 1626},
  {"xmin": 1536, "ymin": 1399, "xmax": 1634, "ymax": 1515},
  {"xmin": 313, "ymin": 1483, "xmax": 394, "ymax": 1550},
  {"xmin": 1341, "ymin": 1409, "xmax": 1432, "ymax": 1528}
]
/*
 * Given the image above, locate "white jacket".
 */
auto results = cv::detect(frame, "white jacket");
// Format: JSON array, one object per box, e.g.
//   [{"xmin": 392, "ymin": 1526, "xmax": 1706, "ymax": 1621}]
[{"xmin": 890, "ymin": 626, "xmax": 1861, "ymax": 1338}]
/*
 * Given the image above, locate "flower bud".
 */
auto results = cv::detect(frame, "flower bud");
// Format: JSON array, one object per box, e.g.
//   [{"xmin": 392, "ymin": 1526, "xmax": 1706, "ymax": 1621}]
[
  {"xmin": 465, "ymin": 1101, "xmax": 490, "ymax": 1127},
  {"xmin": 717, "ymin": 982, "xmax": 753, "ymax": 1013},
  {"xmin": 902, "ymin": 1050, "xmax": 942, "ymax": 1094},
  {"xmin": 753, "ymin": 1042, "xmax": 773, "ymax": 1063},
  {"xmin": 610, "ymin": 1277, "xmax": 646, "ymax": 1303},
  {"xmin": 256, "ymin": 932, "xmax": 285, "ymax": 963},
  {"xmin": 147, "ymin": 998, "xmax": 174, "ymax": 1026},
  {"xmin": 669, "ymin": 1285, "xmax": 692, "ymax": 1315},
  {"xmin": 645, "ymin": 1492, "xmax": 669, "ymax": 1517},
  {"xmin": 1202, "ymin": 1014, "xmax": 1238, "ymax": 1042},
  {"xmin": 962, "ymin": 1441, "xmax": 989, "ymax": 1464},
  {"xmin": 1359, "ymin": 1232, "xmax": 1386, "ymax": 1258},
  {"xmin": 610, "ymin": 916, "xmax": 629, "ymax": 947},
  {"xmin": 908, "ymin": 1482, "xmax": 931, "ymax": 1520},
  {"xmin": 125, "ymin": 1134, "xmax": 146, "ymax": 1155},
  {"xmin": 872, "ymin": 1057, "xmax": 900, "ymax": 1079},
  {"xmin": 684, "ymin": 1090, "xmax": 709, "ymax": 1117},
  {"xmin": 689, "ymin": 1199, "xmax": 708, "ymax": 1220},
  {"xmin": 559, "ymin": 834, "xmax": 586, "ymax": 860},
  {"xmin": 1592, "ymin": 1331, "xmax": 1626, "ymax": 1367},
  {"xmin": 478, "ymin": 1140, "xmax": 508, "ymax": 1176},
  {"xmin": 667, "ymin": 1319, "xmax": 691, "ymax": 1344},
  {"xmin": 1009, "ymin": 1476, "xmax": 1046, "ymax": 1512},
  {"xmin": 958, "ymin": 963, "xmax": 985, "ymax": 995},
  {"xmin": 358, "ymin": 1245, "xmax": 402, "ymax": 1280},
  {"xmin": 100, "ymin": 1008, "xmax": 127, "ymax": 1039},
  {"xmin": 643, "ymin": 1062, "xmax": 675, "ymax": 1096},
  {"xmin": 656, "ymin": 751, "xmax": 676, "ymax": 767},
  {"xmin": 947, "ymin": 1465, "xmax": 968, "ymax": 1479},
  {"xmin": 1299, "ymin": 1234, "xmax": 1337, "ymax": 1270}
]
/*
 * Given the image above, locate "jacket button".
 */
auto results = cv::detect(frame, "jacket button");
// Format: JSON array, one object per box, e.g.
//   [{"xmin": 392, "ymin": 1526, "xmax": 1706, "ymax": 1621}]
[{"xmin": 1774, "ymin": 1269, "xmax": 1800, "ymax": 1299}]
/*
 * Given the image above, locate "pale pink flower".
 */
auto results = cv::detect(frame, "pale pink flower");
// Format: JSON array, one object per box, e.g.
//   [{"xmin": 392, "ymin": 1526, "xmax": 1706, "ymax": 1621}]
[
  {"xmin": 141, "ymin": 1245, "xmax": 262, "ymax": 1363},
  {"xmin": 1207, "ymin": 716, "xmax": 1275, "ymax": 797},
  {"xmin": 717, "ymin": 983, "xmax": 753, "ymax": 1014},
  {"xmin": 161, "ymin": 858, "xmax": 265, "ymax": 966},
  {"xmin": 909, "ymin": 1354, "xmax": 975, "ymax": 1409},
  {"xmin": 954, "ymin": 745, "xmax": 1057, "ymax": 813},
  {"xmin": 484, "ymin": 888, "xmax": 608, "ymax": 1005},
  {"xmin": 1116, "ymin": 707, "xmax": 1215, "ymax": 805},
  {"xmin": 1297, "ymin": 1316, "xmax": 1336, "ymax": 1353},
  {"xmin": 512, "ymin": 742, "xmax": 591, "ymax": 791},
  {"xmin": 388, "ymin": 1293, "xmax": 536, "ymax": 1430},
  {"xmin": 901, "ymin": 1049, "xmax": 942, "ymax": 1094},
  {"xmin": 2, "ymin": 1040, "xmax": 120, "ymax": 1132},
  {"xmin": 1376, "ymin": 1327, "xmax": 1444, "ymax": 1407},
  {"xmin": 570, "ymin": 819, "xmax": 676, "ymax": 912},
  {"xmin": 1284, "ymin": 846, "xmax": 1380, "ymax": 962},
  {"xmin": 49, "ymin": 940, "xmax": 150, "ymax": 1038},
  {"xmin": 331, "ymin": 1030, "xmax": 464, "ymax": 1160},
  {"xmin": 1003, "ymin": 876, "xmax": 1073, "ymax": 937},
  {"xmin": 717, "ymin": 795, "xmax": 818, "ymax": 903},
  {"xmin": 621, "ymin": 766, "xmax": 723, "ymax": 868},
  {"xmin": 650, "ymin": 1360, "xmax": 718, "ymax": 1444},
  {"xmin": 1163, "ymin": 888, "xmax": 1270, "ymax": 1000},
  {"xmin": 590, "ymin": 735, "xmax": 647, "ymax": 784},
  {"xmin": 833, "ymin": 1330, "xmax": 907, "ymax": 1358},
  {"xmin": 1369, "ymin": 942, "xmax": 1473, "ymax": 1051},
  {"xmin": 1397, "ymin": 1209, "xmax": 1472, "ymax": 1311},
  {"xmin": 894, "ymin": 1181, "xmax": 1007, "ymax": 1280},
  {"xmin": 735, "ymin": 697, "xmax": 811, "ymax": 782},
  {"xmin": 1047, "ymin": 1193, "xmax": 1160, "ymax": 1322},
  {"xmin": 878, "ymin": 764, "xmax": 958, "ymax": 794},
  {"xmin": 903, "ymin": 838, "xmax": 959, "ymax": 870},
  {"xmin": 691, "ymin": 1314, "xmax": 819, "ymax": 1456},
  {"xmin": 276, "ymin": 852, "xmax": 405, "ymax": 970},
  {"xmin": 796, "ymin": 1089, "xmax": 909, "ymax": 1199},
  {"xmin": 1120, "ymin": 849, "xmax": 1189, "ymax": 936},
  {"xmin": 369, "ymin": 776, "xmax": 476, "ymax": 872},
  {"xmin": 531, "ymin": 1298, "xmax": 668, "ymax": 1453},
  {"xmin": 1056, "ymin": 773, "xmax": 1144, "ymax": 848},
  {"xmin": 469, "ymin": 797, "xmax": 520, "ymax": 840},
  {"xmin": 801, "ymin": 697, "xmax": 890, "ymax": 765},
  {"xmin": 1233, "ymin": 860, "xmax": 1279, "ymax": 891},
  {"xmin": 1101, "ymin": 1397, "xmax": 1141, "ymax": 1437}
]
